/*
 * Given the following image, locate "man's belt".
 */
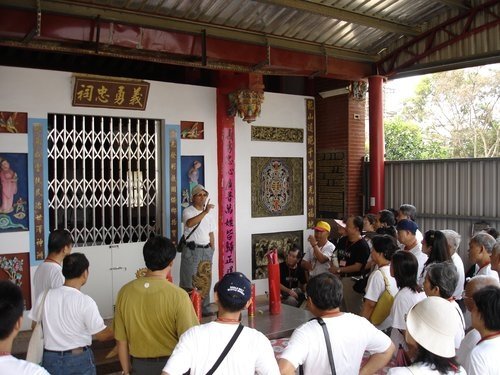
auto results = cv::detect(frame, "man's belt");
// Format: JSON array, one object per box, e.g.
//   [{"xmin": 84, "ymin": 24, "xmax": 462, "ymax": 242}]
[
  {"xmin": 131, "ymin": 355, "xmax": 170, "ymax": 362},
  {"xmin": 187, "ymin": 241, "xmax": 211, "ymax": 249},
  {"xmin": 44, "ymin": 346, "xmax": 89, "ymax": 355}
]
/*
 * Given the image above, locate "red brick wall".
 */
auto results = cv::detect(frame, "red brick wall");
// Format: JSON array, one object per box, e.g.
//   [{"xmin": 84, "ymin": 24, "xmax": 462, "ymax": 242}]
[{"xmin": 316, "ymin": 94, "xmax": 366, "ymax": 217}]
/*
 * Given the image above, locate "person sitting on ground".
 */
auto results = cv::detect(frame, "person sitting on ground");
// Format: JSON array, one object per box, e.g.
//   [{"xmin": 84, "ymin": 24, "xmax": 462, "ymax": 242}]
[
  {"xmin": 422, "ymin": 262, "xmax": 465, "ymax": 350},
  {"xmin": 464, "ymin": 285, "xmax": 500, "ymax": 375},
  {"xmin": 468, "ymin": 232, "xmax": 499, "ymax": 281},
  {"xmin": 441, "ymin": 229, "xmax": 466, "ymax": 310},
  {"xmin": 361, "ymin": 235, "xmax": 399, "ymax": 331},
  {"xmin": 418, "ymin": 230, "xmax": 450, "ymax": 287},
  {"xmin": 329, "ymin": 216, "xmax": 371, "ymax": 314},
  {"xmin": 29, "ymin": 253, "xmax": 113, "ymax": 375},
  {"xmin": 0, "ymin": 281, "xmax": 49, "ymax": 375},
  {"xmin": 114, "ymin": 236, "xmax": 199, "ymax": 375},
  {"xmin": 279, "ymin": 246, "xmax": 307, "ymax": 307},
  {"xmin": 279, "ymin": 273, "xmax": 395, "ymax": 375},
  {"xmin": 162, "ymin": 272, "xmax": 279, "ymax": 375},
  {"xmin": 456, "ymin": 275, "xmax": 499, "ymax": 366},
  {"xmin": 397, "ymin": 204, "xmax": 423, "ymax": 243},
  {"xmin": 396, "ymin": 220, "xmax": 428, "ymax": 279},
  {"xmin": 387, "ymin": 297, "xmax": 465, "ymax": 374},
  {"xmin": 32, "ymin": 229, "xmax": 73, "ymax": 302},
  {"xmin": 389, "ymin": 251, "xmax": 426, "ymax": 352},
  {"xmin": 301, "ymin": 221, "xmax": 335, "ymax": 278}
]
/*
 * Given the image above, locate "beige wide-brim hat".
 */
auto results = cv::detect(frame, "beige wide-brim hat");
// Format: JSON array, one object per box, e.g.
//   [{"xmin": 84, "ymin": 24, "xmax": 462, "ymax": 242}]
[{"xmin": 406, "ymin": 296, "xmax": 459, "ymax": 358}]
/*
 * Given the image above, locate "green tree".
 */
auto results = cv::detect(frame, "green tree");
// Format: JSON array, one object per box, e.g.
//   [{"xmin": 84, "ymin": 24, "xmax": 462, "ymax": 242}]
[
  {"xmin": 402, "ymin": 66, "xmax": 500, "ymax": 158},
  {"xmin": 384, "ymin": 117, "xmax": 424, "ymax": 160}
]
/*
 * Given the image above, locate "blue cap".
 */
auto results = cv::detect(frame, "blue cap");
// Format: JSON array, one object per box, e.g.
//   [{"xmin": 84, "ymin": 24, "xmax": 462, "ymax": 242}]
[
  {"xmin": 216, "ymin": 272, "xmax": 251, "ymax": 306},
  {"xmin": 397, "ymin": 219, "xmax": 418, "ymax": 234}
]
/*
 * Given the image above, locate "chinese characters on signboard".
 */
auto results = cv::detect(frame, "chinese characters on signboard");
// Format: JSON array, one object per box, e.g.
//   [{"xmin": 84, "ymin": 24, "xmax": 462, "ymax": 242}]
[
  {"xmin": 305, "ymin": 99, "xmax": 316, "ymax": 229},
  {"xmin": 72, "ymin": 77, "xmax": 150, "ymax": 110},
  {"xmin": 33, "ymin": 123, "xmax": 45, "ymax": 260},
  {"xmin": 169, "ymin": 130, "xmax": 179, "ymax": 243},
  {"xmin": 220, "ymin": 127, "xmax": 236, "ymax": 276}
]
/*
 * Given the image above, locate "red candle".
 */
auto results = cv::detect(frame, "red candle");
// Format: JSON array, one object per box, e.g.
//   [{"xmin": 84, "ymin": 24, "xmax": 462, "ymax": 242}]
[
  {"xmin": 267, "ymin": 250, "xmax": 281, "ymax": 315},
  {"xmin": 248, "ymin": 283, "xmax": 256, "ymax": 316}
]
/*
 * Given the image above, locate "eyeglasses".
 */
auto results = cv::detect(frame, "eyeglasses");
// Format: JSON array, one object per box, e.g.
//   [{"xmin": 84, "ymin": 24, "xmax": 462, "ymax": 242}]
[{"xmin": 195, "ymin": 193, "xmax": 208, "ymax": 197}]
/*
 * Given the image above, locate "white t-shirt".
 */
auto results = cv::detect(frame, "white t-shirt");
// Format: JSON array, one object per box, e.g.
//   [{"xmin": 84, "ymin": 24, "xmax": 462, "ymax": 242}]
[
  {"xmin": 407, "ymin": 244, "xmax": 428, "ymax": 280},
  {"xmin": 451, "ymin": 300, "xmax": 465, "ymax": 349},
  {"xmin": 182, "ymin": 205, "xmax": 216, "ymax": 245},
  {"xmin": 280, "ymin": 313, "xmax": 392, "ymax": 375},
  {"xmin": 28, "ymin": 286, "xmax": 106, "ymax": 350},
  {"xmin": 303, "ymin": 240, "xmax": 335, "ymax": 277},
  {"xmin": 163, "ymin": 322, "xmax": 279, "ymax": 375},
  {"xmin": 364, "ymin": 265, "xmax": 398, "ymax": 330},
  {"xmin": 451, "ymin": 253, "xmax": 465, "ymax": 300},
  {"xmin": 465, "ymin": 335, "xmax": 500, "ymax": 375},
  {"xmin": 388, "ymin": 363, "xmax": 466, "ymax": 374},
  {"xmin": 0, "ymin": 355, "xmax": 50, "ymax": 375},
  {"xmin": 390, "ymin": 288, "xmax": 426, "ymax": 350},
  {"xmin": 32, "ymin": 261, "xmax": 64, "ymax": 302},
  {"xmin": 476, "ymin": 264, "xmax": 499, "ymax": 282},
  {"xmin": 456, "ymin": 329, "xmax": 481, "ymax": 366}
]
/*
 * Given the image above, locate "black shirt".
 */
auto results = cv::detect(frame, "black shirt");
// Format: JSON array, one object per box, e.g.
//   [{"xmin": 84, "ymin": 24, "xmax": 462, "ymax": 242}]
[
  {"xmin": 279, "ymin": 261, "xmax": 306, "ymax": 295},
  {"xmin": 337, "ymin": 237, "xmax": 370, "ymax": 275}
]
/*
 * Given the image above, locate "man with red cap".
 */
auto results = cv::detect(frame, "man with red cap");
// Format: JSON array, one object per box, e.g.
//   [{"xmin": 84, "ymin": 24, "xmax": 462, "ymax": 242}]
[{"xmin": 302, "ymin": 221, "xmax": 335, "ymax": 278}]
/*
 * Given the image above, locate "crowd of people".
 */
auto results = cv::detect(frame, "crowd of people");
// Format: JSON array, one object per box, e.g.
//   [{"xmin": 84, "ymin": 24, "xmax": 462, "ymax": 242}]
[{"xmin": 1, "ymin": 199, "xmax": 500, "ymax": 375}]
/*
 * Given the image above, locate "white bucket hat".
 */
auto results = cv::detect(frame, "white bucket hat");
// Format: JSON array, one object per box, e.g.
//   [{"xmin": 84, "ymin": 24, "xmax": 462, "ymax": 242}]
[{"xmin": 406, "ymin": 296, "xmax": 459, "ymax": 358}]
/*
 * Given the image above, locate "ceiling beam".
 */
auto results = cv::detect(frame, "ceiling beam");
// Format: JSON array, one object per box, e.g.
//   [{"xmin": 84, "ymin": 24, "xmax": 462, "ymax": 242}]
[
  {"xmin": 0, "ymin": 0, "xmax": 377, "ymax": 63},
  {"xmin": 255, "ymin": 0, "xmax": 421, "ymax": 36},
  {"xmin": 435, "ymin": 0, "xmax": 471, "ymax": 10}
]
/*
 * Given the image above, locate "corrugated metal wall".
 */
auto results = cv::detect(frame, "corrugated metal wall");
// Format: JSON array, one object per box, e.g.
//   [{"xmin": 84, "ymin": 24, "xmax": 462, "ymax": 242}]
[{"xmin": 384, "ymin": 158, "xmax": 500, "ymax": 266}]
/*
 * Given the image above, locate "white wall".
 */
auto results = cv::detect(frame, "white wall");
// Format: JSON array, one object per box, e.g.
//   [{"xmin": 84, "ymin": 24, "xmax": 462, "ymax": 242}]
[{"xmin": 0, "ymin": 65, "xmax": 311, "ymax": 320}]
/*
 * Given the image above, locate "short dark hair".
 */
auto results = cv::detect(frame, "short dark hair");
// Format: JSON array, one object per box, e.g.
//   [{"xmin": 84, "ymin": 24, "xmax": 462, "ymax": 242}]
[
  {"xmin": 364, "ymin": 213, "xmax": 376, "ymax": 226},
  {"xmin": 414, "ymin": 345, "xmax": 460, "ymax": 373},
  {"xmin": 378, "ymin": 209, "xmax": 396, "ymax": 227},
  {"xmin": 63, "ymin": 253, "xmax": 89, "ymax": 279},
  {"xmin": 399, "ymin": 204, "xmax": 417, "ymax": 221},
  {"xmin": 351, "ymin": 216, "xmax": 364, "ymax": 233},
  {"xmin": 48, "ymin": 229, "xmax": 73, "ymax": 254},
  {"xmin": 376, "ymin": 226, "xmax": 397, "ymax": 238},
  {"xmin": 485, "ymin": 227, "xmax": 499, "ymax": 239},
  {"xmin": 426, "ymin": 261, "xmax": 458, "ymax": 299},
  {"xmin": 371, "ymin": 235, "xmax": 399, "ymax": 260},
  {"xmin": 143, "ymin": 236, "xmax": 176, "ymax": 271},
  {"xmin": 392, "ymin": 251, "xmax": 420, "ymax": 292},
  {"xmin": 0, "ymin": 281, "xmax": 24, "ymax": 340},
  {"xmin": 306, "ymin": 273, "xmax": 343, "ymax": 311},
  {"xmin": 473, "ymin": 285, "xmax": 500, "ymax": 331}
]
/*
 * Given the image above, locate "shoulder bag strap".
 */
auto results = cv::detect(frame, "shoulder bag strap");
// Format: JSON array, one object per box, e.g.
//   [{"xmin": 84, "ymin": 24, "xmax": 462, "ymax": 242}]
[
  {"xmin": 316, "ymin": 318, "xmax": 336, "ymax": 375},
  {"xmin": 185, "ymin": 221, "xmax": 201, "ymax": 241},
  {"xmin": 379, "ymin": 269, "xmax": 391, "ymax": 293},
  {"xmin": 205, "ymin": 324, "xmax": 244, "ymax": 375}
]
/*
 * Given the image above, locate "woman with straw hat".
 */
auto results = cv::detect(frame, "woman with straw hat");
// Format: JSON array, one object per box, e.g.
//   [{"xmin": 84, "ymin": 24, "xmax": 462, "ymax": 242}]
[{"xmin": 388, "ymin": 296, "xmax": 465, "ymax": 374}]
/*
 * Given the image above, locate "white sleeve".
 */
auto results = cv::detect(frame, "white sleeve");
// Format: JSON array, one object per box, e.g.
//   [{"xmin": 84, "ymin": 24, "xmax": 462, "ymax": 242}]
[
  {"xmin": 27, "ymin": 291, "xmax": 45, "ymax": 322},
  {"xmin": 364, "ymin": 270, "xmax": 385, "ymax": 302},
  {"xmin": 387, "ymin": 368, "xmax": 412, "ymax": 375},
  {"xmin": 363, "ymin": 319, "xmax": 393, "ymax": 354},
  {"xmin": 467, "ymin": 349, "xmax": 489, "ymax": 375},
  {"xmin": 162, "ymin": 327, "xmax": 196, "ymax": 375},
  {"xmin": 50, "ymin": 268, "xmax": 65, "ymax": 289},
  {"xmin": 303, "ymin": 248, "xmax": 313, "ymax": 262},
  {"xmin": 83, "ymin": 297, "xmax": 106, "ymax": 335},
  {"xmin": 322, "ymin": 243, "xmax": 335, "ymax": 261},
  {"xmin": 254, "ymin": 332, "xmax": 280, "ymax": 375},
  {"xmin": 279, "ymin": 324, "xmax": 310, "ymax": 370},
  {"xmin": 390, "ymin": 292, "xmax": 408, "ymax": 330}
]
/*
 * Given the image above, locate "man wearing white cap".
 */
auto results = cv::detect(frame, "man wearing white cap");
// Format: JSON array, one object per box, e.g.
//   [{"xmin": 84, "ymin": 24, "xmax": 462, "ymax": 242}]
[
  {"xmin": 301, "ymin": 221, "xmax": 335, "ymax": 278},
  {"xmin": 388, "ymin": 297, "xmax": 465, "ymax": 374},
  {"xmin": 179, "ymin": 184, "xmax": 216, "ymax": 317}
]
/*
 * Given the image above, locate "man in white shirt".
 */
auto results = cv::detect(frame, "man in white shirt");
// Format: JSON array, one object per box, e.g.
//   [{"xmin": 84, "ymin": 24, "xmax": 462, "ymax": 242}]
[
  {"xmin": 441, "ymin": 229, "xmax": 466, "ymax": 310},
  {"xmin": 301, "ymin": 220, "xmax": 335, "ymax": 278},
  {"xmin": 397, "ymin": 204, "xmax": 423, "ymax": 243},
  {"xmin": 279, "ymin": 273, "xmax": 394, "ymax": 375},
  {"xmin": 162, "ymin": 272, "xmax": 279, "ymax": 375},
  {"xmin": 469, "ymin": 232, "xmax": 499, "ymax": 282},
  {"xmin": 32, "ymin": 229, "xmax": 73, "ymax": 303},
  {"xmin": 0, "ymin": 281, "xmax": 49, "ymax": 375},
  {"xmin": 29, "ymin": 253, "xmax": 113, "ymax": 375},
  {"xmin": 179, "ymin": 184, "xmax": 217, "ymax": 317},
  {"xmin": 397, "ymin": 219, "xmax": 428, "ymax": 278},
  {"xmin": 465, "ymin": 285, "xmax": 500, "ymax": 375},
  {"xmin": 456, "ymin": 275, "xmax": 499, "ymax": 366}
]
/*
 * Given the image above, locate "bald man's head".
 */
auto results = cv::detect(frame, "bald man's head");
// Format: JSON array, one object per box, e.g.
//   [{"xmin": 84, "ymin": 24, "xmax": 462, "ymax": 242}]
[{"xmin": 464, "ymin": 276, "xmax": 500, "ymax": 312}]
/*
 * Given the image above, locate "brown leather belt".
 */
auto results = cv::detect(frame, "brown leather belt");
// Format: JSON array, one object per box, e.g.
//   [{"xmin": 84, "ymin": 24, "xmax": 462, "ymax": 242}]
[{"xmin": 44, "ymin": 346, "xmax": 89, "ymax": 355}]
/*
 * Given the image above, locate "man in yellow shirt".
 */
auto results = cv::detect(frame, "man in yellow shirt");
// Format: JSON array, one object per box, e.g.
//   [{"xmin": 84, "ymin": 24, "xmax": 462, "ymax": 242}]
[{"xmin": 114, "ymin": 236, "xmax": 199, "ymax": 375}]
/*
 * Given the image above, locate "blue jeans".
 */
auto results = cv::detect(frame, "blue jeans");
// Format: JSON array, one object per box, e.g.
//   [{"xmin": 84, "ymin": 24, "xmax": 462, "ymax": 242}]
[{"xmin": 42, "ymin": 348, "xmax": 96, "ymax": 375}]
